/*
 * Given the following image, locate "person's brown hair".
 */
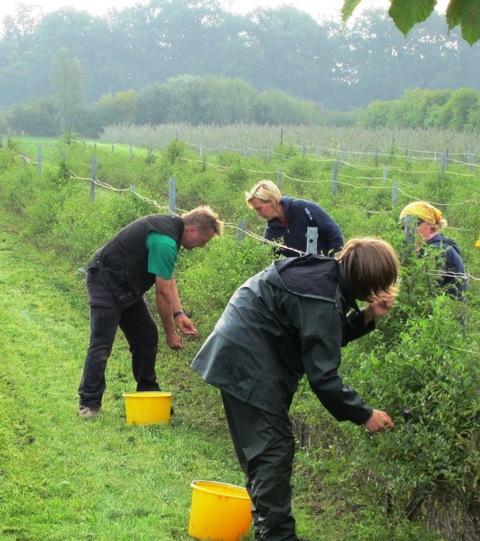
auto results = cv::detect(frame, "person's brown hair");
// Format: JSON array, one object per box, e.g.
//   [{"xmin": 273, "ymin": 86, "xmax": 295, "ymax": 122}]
[
  {"xmin": 182, "ymin": 206, "xmax": 224, "ymax": 236},
  {"xmin": 335, "ymin": 237, "xmax": 399, "ymax": 301}
]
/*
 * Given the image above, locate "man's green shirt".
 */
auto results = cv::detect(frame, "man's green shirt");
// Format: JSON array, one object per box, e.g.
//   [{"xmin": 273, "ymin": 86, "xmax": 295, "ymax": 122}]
[{"xmin": 146, "ymin": 232, "xmax": 178, "ymax": 279}]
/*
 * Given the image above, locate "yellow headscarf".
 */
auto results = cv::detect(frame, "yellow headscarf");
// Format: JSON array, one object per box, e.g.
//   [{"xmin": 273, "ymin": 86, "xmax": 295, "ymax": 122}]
[{"xmin": 399, "ymin": 201, "xmax": 442, "ymax": 227}]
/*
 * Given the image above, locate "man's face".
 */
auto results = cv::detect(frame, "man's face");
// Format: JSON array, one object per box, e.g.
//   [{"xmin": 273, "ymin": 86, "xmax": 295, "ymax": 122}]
[{"xmin": 182, "ymin": 226, "xmax": 215, "ymax": 250}]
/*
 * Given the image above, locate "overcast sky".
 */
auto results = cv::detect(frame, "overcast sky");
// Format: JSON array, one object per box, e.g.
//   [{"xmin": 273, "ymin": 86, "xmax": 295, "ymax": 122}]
[{"xmin": 1, "ymin": 0, "xmax": 448, "ymax": 23}]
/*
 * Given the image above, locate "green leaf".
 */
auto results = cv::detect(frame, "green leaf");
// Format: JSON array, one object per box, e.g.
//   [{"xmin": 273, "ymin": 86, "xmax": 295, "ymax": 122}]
[
  {"xmin": 341, "ymin": 0, "xmax": 363, "ymax": 22},
  {"xmin": 445, "ymin": 0, "xmax": 465, "ymax": 29},
  {"xmin": 460, "ymin": 0, "xmax": 480, "ymax": 45},
  {"xmin": 388, "ymin": 0, "xmax": 437, "ymax": 36}
]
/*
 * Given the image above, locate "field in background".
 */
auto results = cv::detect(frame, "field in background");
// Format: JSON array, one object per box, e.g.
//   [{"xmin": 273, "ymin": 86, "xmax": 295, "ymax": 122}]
[{"xmin": 100, "ymin": 123, "xmax": 480, "ymax": 158}]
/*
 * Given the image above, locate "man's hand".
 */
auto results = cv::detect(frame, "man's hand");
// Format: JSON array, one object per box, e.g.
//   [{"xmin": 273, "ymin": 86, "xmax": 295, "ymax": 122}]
[
  {"xmin": 364, "ymin": 409, "xmax": 394, "ymax": 433},
  {"xmin": 175, "ymin": 313, "xmax": 197, "ymax": 336},
  {"xmin": 166, "ymin": 331, "xmax": 185, "ymax": 351}
]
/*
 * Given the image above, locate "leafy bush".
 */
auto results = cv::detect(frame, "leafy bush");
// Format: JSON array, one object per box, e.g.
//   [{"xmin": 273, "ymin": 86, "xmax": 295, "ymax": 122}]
[
  {"xmin": 355, "ymin": 293, "xmax": 479, "ymax": 527},
  {"xmin": 175, "ymin": 233, "xmax": 273, "ymax": 333}
]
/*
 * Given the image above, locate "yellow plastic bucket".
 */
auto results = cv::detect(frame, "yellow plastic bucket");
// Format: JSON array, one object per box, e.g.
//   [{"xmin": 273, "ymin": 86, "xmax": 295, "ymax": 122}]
[
  {"xmin": 123, "ymin": 391, "xmax": 172, "ymax": 426},
  {"xmin": 188, "ymin": 480, "xmax": 252, "ymax": 541}
]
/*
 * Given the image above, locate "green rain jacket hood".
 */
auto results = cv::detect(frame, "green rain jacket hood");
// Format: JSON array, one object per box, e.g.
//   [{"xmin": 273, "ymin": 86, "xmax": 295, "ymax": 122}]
[{"xmin": 191, "ymin": 254, "xmax": 375, "ymax": 425}]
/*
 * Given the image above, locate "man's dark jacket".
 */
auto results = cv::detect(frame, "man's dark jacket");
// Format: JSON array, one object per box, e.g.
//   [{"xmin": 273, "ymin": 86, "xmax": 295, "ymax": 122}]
[
  {"xmin": 88, "ymin": 214, "xmax": 184, "ymax": 305},
  {"xmin": 191, "ymin": 254, "xmax": 374, "ymax": 425}
]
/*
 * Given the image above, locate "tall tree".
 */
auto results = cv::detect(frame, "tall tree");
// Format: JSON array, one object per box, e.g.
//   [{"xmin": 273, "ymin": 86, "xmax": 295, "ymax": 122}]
[
  {"xmin": 244, "ymin": 7, "xmax": 338, "ymax": 105},
  {"xmin": 50, "ymin": 47, "xmax": 84, "ymax": 132},
  {"xmin": 36, "ymin": 9, "xmax": 115, "ymax": 101},
  {"xmin": 2, "ymin": 0, "xmax": 480, "ymax": 116},
  {"xmin": 0, "ymin": 4, "xmax": 45, "ymax": 106},
  {"xmin": 334, "ymin": 9, "xmax": 467, "ymax": 108}
]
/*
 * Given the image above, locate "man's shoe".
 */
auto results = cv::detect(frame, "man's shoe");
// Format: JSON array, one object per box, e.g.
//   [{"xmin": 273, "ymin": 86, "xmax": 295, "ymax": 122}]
[{"xmin": 77, "ymin": 405, "xmax": 100, "ymax": 418}]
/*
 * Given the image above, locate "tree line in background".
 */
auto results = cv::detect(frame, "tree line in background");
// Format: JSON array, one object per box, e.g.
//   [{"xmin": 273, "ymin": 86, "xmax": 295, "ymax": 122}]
[
  {"xmin": 1, "ymin": 71, "xmax": 325, "ymax": 137},
  {"xmin": 2, "ymin": 70, "xmax": 480, "ymax": 138},
  {"xmin": 358, "ymin": 87, "xmax": 480, "ymax": 131},
  {"xmin": 1, "ymin": 0, "xmax": 480, "ymax": 115}
]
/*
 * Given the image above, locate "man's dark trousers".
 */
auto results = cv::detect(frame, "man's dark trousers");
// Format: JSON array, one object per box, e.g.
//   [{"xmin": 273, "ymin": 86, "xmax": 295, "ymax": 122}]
[{"xmin": 78, "ymin": 270, "xmax": 160, "ymax": 408}]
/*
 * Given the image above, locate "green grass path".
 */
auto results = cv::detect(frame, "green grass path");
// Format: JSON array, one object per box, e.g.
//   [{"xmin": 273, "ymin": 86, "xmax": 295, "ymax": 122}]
[{"xmin": 0, "ymin": 219, "xmax": 251, "ymax": 541}]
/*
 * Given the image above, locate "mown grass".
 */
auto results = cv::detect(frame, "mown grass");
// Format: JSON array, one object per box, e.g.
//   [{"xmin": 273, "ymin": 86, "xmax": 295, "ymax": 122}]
[
  {"xmin": 5, "ymin": 136, "xmax": 64, "ymax": 163},
  {"xmin": 0, "ymin": 215, "xmax": 253, "ymax": 541}
]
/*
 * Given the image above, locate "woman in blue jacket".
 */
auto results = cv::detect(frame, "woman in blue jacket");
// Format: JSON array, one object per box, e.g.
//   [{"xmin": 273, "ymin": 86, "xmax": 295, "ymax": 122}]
[{"xmin": 246, "ymin": 180, "xmax": 344, "ymax": 257}]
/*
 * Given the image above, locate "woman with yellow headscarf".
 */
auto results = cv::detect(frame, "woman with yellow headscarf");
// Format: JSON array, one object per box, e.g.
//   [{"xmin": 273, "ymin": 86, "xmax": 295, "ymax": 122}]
[{"xmin": 398, "ymin": 201, "xmax": 468, "ymax": 300}]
